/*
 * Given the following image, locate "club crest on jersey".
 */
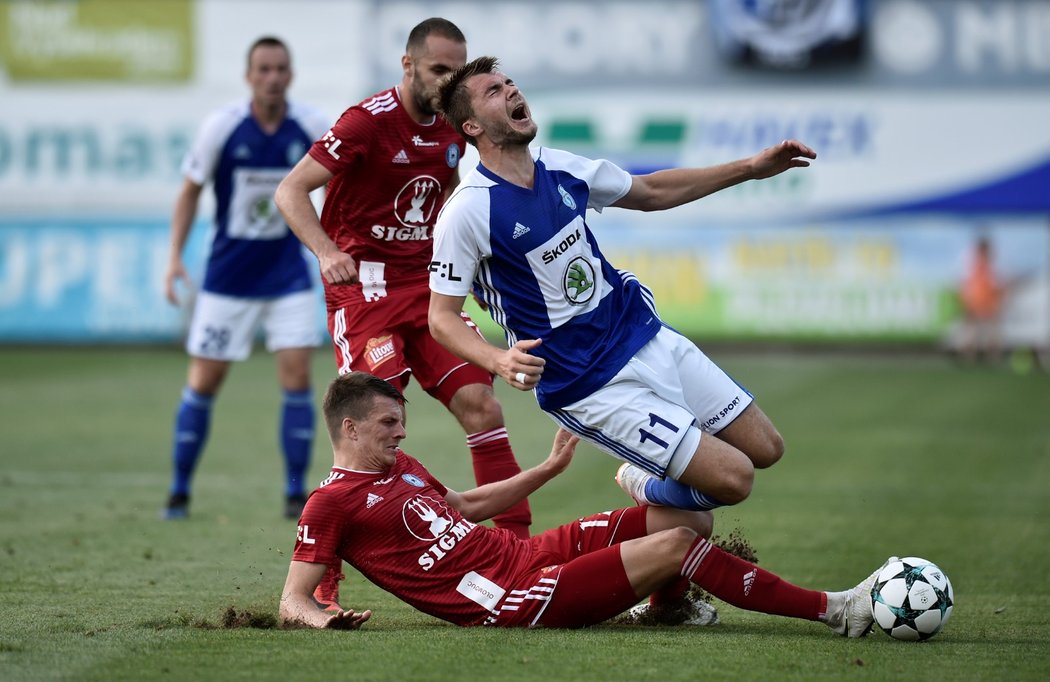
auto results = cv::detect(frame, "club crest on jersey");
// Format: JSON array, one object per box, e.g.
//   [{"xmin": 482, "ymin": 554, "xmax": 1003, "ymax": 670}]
[
  {"xmin": 563, "ymin": 256, "xmax": 596, "ymax": 305},
  {"xmin": 446, "ymin": 143, "xmax": 461, "ymax": 168},
  {"xmin": 557, "ymin": 184, "xmax": 577, "ymax": 210},
  {"xmin": 401, "ymin": 473, "xmax": 425, "ymax": 487}
]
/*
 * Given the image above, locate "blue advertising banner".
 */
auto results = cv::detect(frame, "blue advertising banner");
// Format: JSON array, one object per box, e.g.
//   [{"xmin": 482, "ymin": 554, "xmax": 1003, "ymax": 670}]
[
  {"xmin": 0, "ymin": 218, "xmax": 203, "ymax": 342},
  {"xmin": 0, "ymin": 217, "xmax": 326, "ymax": 343}
]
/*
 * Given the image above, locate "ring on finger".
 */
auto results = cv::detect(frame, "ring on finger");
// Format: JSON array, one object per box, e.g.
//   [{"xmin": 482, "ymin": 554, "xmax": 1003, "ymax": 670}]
[{"xmin": 515, "ymin": 371, "xmax": 527, "ymax": 384}]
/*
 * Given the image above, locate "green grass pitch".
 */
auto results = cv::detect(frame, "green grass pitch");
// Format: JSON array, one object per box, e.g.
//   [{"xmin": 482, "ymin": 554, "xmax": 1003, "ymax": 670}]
[{"xmin": 1, "ymin": 347, "xmax": 1048, "ymax": 680}]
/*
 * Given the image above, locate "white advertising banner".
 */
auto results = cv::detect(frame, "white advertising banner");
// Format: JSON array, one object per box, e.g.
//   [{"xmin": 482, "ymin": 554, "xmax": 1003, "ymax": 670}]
[{"xmin": 528, "ymin": 92, "xmax": 1050, "ymax": 221}]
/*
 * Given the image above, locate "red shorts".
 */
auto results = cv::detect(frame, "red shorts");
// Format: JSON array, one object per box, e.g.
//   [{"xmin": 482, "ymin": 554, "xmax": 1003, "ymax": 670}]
[
  {"xmin": 327, "ymin": 282, "xmax": 491, "ymax": 406},
  {"xmin": 485, "ymin": 506, "xmax": 649, "ymax": 628}
]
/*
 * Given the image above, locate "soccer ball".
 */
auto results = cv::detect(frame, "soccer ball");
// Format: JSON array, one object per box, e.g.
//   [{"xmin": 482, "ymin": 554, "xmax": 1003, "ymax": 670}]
[{"xmin": 870, "ymin": 556, "xmax": 954, "ymax": 641}]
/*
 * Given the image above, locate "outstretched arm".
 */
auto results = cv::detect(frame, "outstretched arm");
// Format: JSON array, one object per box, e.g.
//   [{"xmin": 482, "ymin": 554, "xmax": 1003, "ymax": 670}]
[
  {"xmin": 428, "ymin": 291, "xmax": 546, "ymax": 390},
  {"xmin": 275, "ymin": 155, "xmax": 360, "ymax": 285},
  {"xmin": 445, "ymin": 429, "xmax": 579, "ymax": 522},
  {"xmin": 613, "ymin": 139, "xmax": 816, "ymax": 212},
  {"xmin": 279, "ymin": 560, "xmax": 371, "ymax": 630}
]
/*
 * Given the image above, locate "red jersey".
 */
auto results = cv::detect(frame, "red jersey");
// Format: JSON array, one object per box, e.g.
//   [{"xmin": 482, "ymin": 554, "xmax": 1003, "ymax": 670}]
[
  {"xmin": 308, "ymin": 87, "xmax": 465, "ymax": 310},
  {"xmin": 292, "ymin": 451, "xmax": 532, "ymax": 626}
]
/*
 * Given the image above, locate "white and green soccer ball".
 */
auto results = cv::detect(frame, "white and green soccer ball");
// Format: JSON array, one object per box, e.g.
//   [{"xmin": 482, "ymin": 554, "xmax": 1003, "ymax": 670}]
[{"xmin": 870, "ymin": 556, "xmax": 954, "ymax": 641}]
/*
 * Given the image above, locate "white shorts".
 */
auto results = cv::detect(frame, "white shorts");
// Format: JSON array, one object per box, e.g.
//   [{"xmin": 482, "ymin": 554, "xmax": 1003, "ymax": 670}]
[
  {"xmin": 185, "ymin": 289, "xmax": 322, "ymax": 361},
  {"xmin": 547, "ymin": 326, "xmax": 753, "ymax": 480}
]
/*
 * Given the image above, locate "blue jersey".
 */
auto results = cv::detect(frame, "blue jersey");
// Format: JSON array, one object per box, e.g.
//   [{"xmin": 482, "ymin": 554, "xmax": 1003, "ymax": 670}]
[
  {"xmin": 181, "ymin": 100, "xmax": 329, "ymax": 298},
  {"xmin": 430, "ymin": 147, "xmax": 661, "ymax": 410}
]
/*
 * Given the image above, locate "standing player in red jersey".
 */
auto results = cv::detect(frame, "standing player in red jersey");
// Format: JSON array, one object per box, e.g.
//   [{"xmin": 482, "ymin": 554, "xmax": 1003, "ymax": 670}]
[
  {"xmin": 279, "ymin": 371, "xmax": 890, "ymax": 634},
  {"xmin": 275, "ymin": 19, "xmax": 531, "ymax": 608}
]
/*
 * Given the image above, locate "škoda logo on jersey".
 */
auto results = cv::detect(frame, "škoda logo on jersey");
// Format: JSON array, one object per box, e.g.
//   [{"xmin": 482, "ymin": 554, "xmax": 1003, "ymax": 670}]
[{"xmin": 564, "ymin": 257, "xmax": 596, "ymax": 305}]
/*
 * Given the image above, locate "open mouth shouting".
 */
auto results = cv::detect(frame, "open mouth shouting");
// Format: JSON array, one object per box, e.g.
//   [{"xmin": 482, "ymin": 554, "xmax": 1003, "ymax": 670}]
[{"xmin": 511, "ymin": 101, "xmax": 530, "ymax": 122}]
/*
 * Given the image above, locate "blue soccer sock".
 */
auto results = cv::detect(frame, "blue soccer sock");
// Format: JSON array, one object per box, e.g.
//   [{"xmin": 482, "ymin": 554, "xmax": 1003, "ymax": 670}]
[
  {"xmin": 281, "ymin": 388, "xmax": 314, "ymax": 498},
  {"xmin": 643, "ymin": 476, "xmax": 728, "ymax": 511},
  {"xmin": 169, "ymin": 387, "xmax": 213, "ymax": 497}
]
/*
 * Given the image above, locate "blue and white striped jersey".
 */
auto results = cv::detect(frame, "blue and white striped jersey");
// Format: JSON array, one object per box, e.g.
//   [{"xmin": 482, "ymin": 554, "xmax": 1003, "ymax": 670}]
[
  {"xmin": 431, "ymin": 147, "xmax": 661, "ymax": 410},
  {"xmin": 182, "ymin": 100, "xmax": 329, "ymax": 298}
]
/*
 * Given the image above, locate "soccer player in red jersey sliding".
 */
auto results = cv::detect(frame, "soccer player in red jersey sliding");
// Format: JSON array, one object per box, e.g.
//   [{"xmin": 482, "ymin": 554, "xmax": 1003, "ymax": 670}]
[
  {"xmin": 279, "ymin": 371, "xmax": 890, "ymax": 634},
  {"xmin": 275, "ymin": 19, "xmax": 531, "ymax": 609}
]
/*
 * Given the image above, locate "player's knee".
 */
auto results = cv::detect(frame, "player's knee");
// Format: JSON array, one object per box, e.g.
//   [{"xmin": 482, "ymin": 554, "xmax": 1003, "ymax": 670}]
[
  {"xmin": 654, "ymin": 526, "xmax": 699, "ymax": 556},
  {"xmin": 450, "ymin": 386, "xmax": 505, "ymax": 430},
  {"xmin": 752, "ymin": 430, "xmax": 785, "ymax": 469},
  {"xmin": 719, "ymin": 467, "xmax": 754, "ymax": 505}
]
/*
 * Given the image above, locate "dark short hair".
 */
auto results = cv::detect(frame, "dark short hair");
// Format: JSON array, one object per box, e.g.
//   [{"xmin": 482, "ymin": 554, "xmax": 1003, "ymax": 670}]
[
  {"xmin": 322, "ymin": 372, "xmax": 406, "ymax": 441},
  {"xmin": 437, "ymin": 55, "xmax": 500, "ymax": 146},
  {"xmin": 406, "ymin": 17, "xmax": 466, "ymax": 55},
  {"xmin": 247, "ymin": 36, "xmax": 289, "ymax": 70}
]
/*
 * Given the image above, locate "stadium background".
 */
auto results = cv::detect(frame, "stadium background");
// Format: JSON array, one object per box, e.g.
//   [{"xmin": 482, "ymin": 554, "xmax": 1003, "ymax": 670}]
[
  {"xmin": 2, "ymin": 4, "xmax": 1050, "ymax": 679},
  {"xmin": 1, "ymin": 0, "xmax": 1048, "ymax": 350}
]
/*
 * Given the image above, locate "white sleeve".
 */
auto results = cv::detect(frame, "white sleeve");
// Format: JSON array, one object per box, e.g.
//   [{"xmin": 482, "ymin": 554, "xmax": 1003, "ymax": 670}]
[
  {"xmin": 180, "ymin": 103, "xmax": 244, "ymax": 186},
  {"xmin": 535, "ymin": 147, "xmax": 632, "ymax": 211},
  {"xmin": 429, "ymin": 187, "xmax": 490, "ymax": 297},
  {"xmin": 290, "ymin": 101, "xmax": 333, "ymax": 141}
]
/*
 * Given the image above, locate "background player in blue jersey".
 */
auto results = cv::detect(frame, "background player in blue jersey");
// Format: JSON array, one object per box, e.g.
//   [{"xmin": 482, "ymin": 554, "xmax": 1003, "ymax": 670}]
[
  {"xmin": 429, "ymin": 57, "xmax": 816, "ymax": 519},
  {"xmin": 162, "ymin": 36, "xmax": 330, "ymax": 520}
]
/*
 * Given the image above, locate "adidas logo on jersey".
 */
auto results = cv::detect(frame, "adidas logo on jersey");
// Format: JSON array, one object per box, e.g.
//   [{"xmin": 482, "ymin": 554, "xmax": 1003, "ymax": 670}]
[
  {"xmin": 363, "ymin": 92, "xmax": 398, "ymax": 115},
  {"xmin": 366, "ymin": 492, "xmax": 384, "ymax": 508},
  {"xmin": 320, "ymin": 471, "xmax": 346, "ymax": 488},
  {"xmin": 512, "ymin": 222, "xmax": 530, "ymax": 239},
  {"xmin": 392, "ymin": 149, "xmax": 410, "ymax": 164},
  {"xmin": 742, "ymin": 569, "xmax": 756, "ymax": 596},
  {"xmin": 233, "ymin": 144, "xmax": 251, "ymax": 159}
]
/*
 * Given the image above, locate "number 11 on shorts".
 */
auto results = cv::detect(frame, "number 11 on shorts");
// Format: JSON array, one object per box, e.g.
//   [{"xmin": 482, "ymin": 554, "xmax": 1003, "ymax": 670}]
[{"xmin": 638, "ymin": 412, "xmax": 679, "ymax": 449}]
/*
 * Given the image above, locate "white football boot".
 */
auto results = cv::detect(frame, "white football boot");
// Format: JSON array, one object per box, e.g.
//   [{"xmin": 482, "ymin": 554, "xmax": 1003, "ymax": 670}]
[
  {"xmin": 624, "ymin": 594, "xmax": 720, "ymax": 626},
  {"xmin": 825, "ymin": 556, "xmax": 899, "ymax": 637},
  {"xmin": 615, "ymin": 463, "xmax": 656, "ymax": 506}
]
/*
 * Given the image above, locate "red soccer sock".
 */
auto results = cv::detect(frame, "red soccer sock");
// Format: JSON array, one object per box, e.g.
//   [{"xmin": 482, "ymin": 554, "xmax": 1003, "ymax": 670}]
[
  {"xmin": 467, "ymin": 427, "xmax": 532, "ymax": 538},
  {"xmin": 681, "ymin": 537, "xmax": 825, "ymax": 620},
  {"xmin": 650, "ymin": 576, "xmax": 689, "ymax": 607}
]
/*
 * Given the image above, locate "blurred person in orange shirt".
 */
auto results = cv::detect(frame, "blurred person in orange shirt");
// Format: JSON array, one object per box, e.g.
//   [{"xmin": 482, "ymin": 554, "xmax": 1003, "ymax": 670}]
[{"xmin": 959, "ymin": 236, "xmax": 1003, "ymax": 363}]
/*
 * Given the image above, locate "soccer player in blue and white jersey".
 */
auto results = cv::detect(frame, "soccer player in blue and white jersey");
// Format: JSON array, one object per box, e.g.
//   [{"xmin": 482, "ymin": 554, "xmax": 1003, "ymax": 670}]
[
  {"xmin": 162, "ymin": 37, "xmax": 330, "ymax": 520},
  {"xmin": 429, "ymin": 57, "xmax": 816, "ymax": 521}
]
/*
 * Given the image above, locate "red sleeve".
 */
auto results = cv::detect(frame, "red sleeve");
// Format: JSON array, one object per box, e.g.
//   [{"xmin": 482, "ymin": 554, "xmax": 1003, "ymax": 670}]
[
  {"xmin": 307, "ymin": 106, "xmax": 374, "ymax": 176},
  {"xmin": 424, "ymin": 470, "xmax": 448, "ymax": 496},
  {"xmin": 403, "ymin": 452, "xmax": 448, "ymax": 496},
  {"xmin": 291, "ymin": 490, "xmax": 346, "ymax": 565}
]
